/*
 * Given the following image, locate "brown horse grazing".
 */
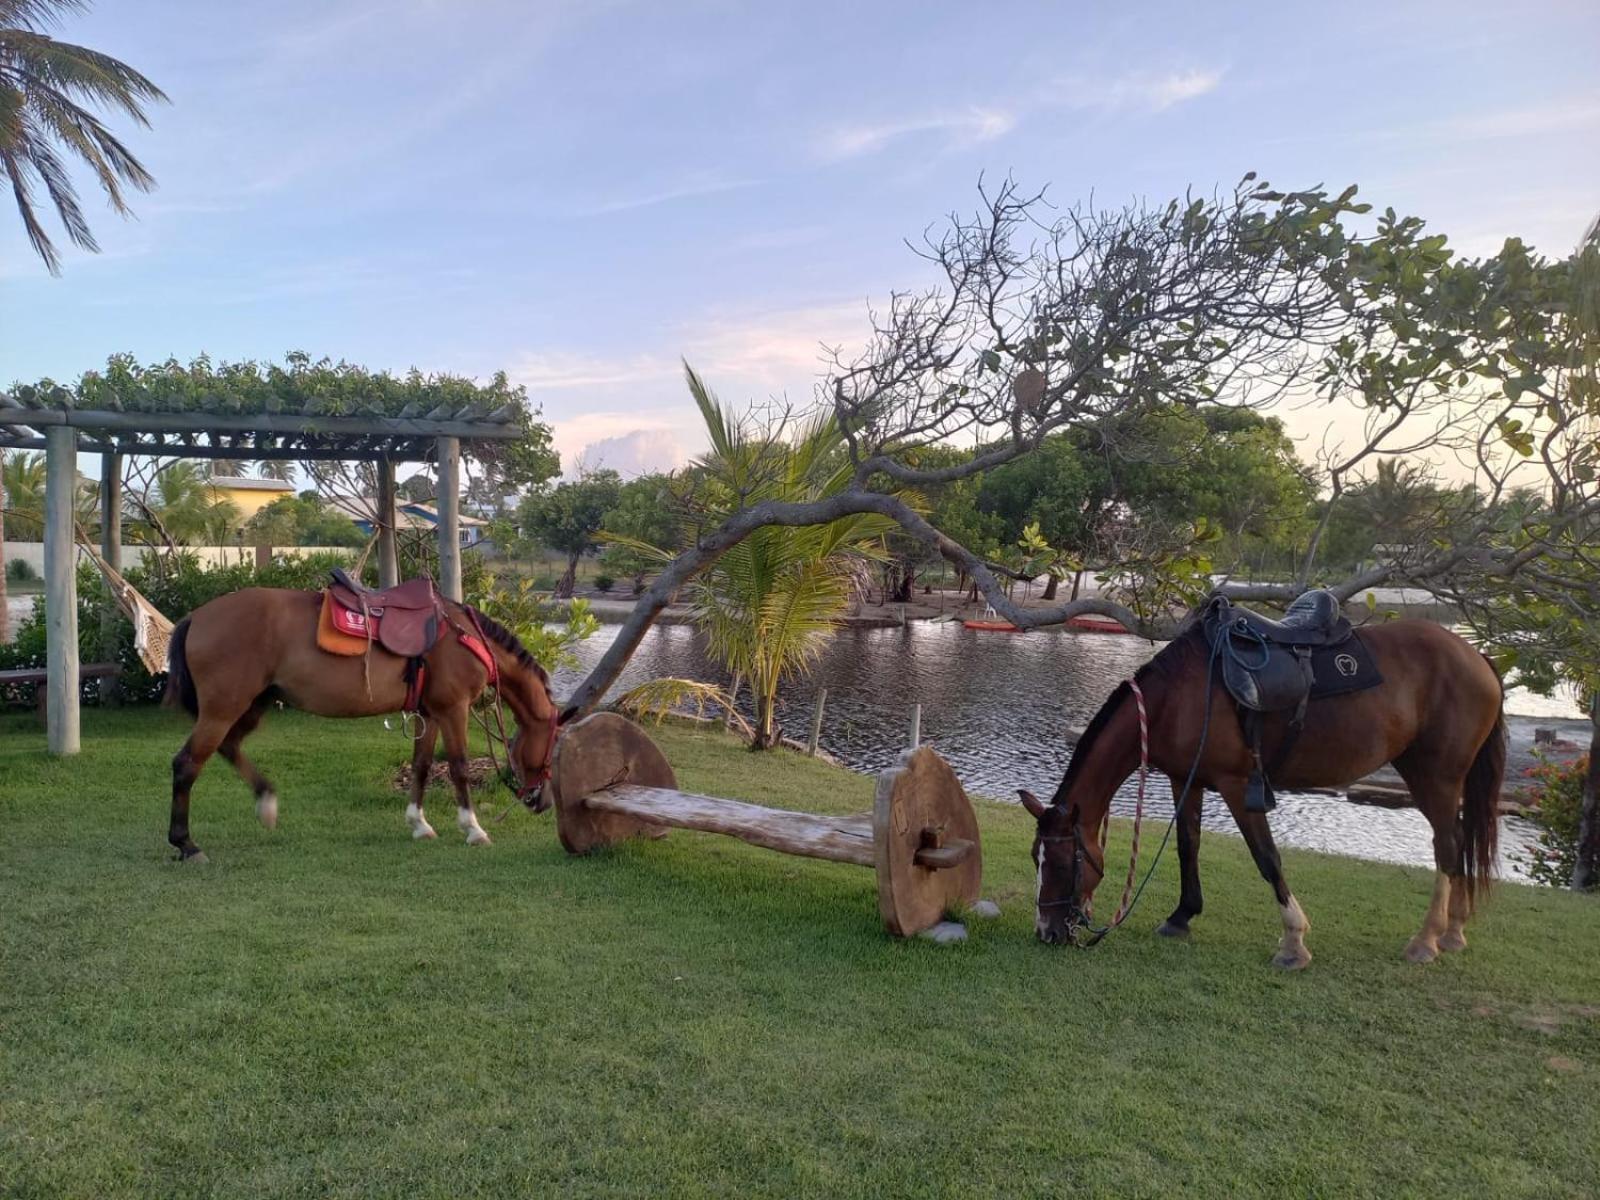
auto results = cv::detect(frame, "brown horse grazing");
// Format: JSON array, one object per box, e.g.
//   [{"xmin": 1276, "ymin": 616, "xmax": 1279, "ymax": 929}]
[
  {"xmin": 1020, "ymin": 616, "xmax": 1506, "ymax": 968},
  {"xmin": 163, "ymin": 587, "xmax": 563, "ymax": 862}
]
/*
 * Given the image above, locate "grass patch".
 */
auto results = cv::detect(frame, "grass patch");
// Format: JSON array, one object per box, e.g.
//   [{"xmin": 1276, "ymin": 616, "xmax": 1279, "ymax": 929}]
[{"xmin": 2, "ymin": 708, "xmax": 1597, "ymax": 1198}]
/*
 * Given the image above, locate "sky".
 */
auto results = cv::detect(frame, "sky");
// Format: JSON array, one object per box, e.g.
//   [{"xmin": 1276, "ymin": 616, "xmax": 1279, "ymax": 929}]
[{"xmin": 4, "ymin": 0, "xmax": 1598, "ymax": 479}]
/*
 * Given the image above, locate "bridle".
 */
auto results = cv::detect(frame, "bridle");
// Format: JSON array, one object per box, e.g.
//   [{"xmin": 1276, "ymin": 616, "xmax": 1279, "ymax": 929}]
[
  {"xmin": 1035, "ymin": 677, "xmax": 1150, "ymax": 945},
  {"xmin": 453, "ymin": 606, "xmax": 564, "ymax": 810}
]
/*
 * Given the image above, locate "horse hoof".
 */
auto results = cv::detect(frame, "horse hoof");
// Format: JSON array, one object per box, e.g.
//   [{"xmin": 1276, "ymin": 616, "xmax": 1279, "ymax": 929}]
[
  {"xmin": 1404, "ymin": 940, "xmax": 1439, "ymax": 965},
  {"xmin": 1438, "ymin": 930, "xmax": 1467, "ymax": 953},
  {"xmin": 466, "ymin": 831, "xmax": 492, "ymax": 847},
  {"xmin": 256, "ymin": 794, "xmax": 279, "ymax": 830},
  {"xmin": 181, "ymin": 850, "xmax": 209, "ymax": 865},
  {"xmin": 1271, "ymin": 949, "xmax": 1311, "ymax": 971},
  {"xmin": 412, "ymin": 824, "xmax": 438, "ymax": 841},
  {"xmin": 1155, "ymin": 920, "xmax": 1191, "ymax": 940}
]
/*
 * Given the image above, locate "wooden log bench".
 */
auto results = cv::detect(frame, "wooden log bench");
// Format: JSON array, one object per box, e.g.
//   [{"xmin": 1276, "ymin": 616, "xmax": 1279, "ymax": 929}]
[
  {"xmin": 0, "ymin": 664, "xmax": 122, "ymax": 721},
  {"xmin": 550, "ymin": 713, "xmax": 983, "ymax": 937}
]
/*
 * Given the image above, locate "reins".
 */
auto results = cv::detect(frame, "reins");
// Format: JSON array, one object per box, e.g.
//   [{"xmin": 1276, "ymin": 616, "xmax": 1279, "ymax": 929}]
[{"xmin": 1063, "ymin": 631, "xmax": 1225, "ymax": 947}]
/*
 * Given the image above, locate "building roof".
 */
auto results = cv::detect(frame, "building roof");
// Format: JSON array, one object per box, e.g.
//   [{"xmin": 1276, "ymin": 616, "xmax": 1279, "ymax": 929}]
[
  {"xmin": 206, "ymin": 476, "xmax": 295, "ymax": 491},
  {"xmin": 326, "ymin": 495, "xmax": 486, "ymax": 530}
]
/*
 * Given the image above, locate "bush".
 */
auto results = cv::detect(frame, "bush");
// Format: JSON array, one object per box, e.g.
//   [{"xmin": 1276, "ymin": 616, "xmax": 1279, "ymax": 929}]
[
  {"xmin": 5, "ymin": 558, "xmax": 38, "ymax": 584},
  {"xmin": 593, "ymin": 574, "xmax": 615, "ymax": 594},
  {"xmin": 1514, "ymin": 754, "xmax": 1588, "ymax": 887}
]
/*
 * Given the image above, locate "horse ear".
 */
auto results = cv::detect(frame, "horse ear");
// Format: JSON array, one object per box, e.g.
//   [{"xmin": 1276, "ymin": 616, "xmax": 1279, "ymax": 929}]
[{"xmin": 1018, "ymin": 789, "xmax": 1046, "ymax": 819}]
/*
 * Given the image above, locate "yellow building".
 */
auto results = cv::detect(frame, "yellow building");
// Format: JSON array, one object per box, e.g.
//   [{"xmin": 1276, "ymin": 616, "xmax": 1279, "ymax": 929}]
[{"xmin": 204, "ymin": 476, "xmax": 295, "ymax": 521}]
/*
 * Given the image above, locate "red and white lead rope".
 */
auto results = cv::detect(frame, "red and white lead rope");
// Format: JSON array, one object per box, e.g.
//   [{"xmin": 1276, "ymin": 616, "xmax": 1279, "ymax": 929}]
[{"xmin": 1094, "ymin": 677, "xmax": 1149, "ymax": 927}]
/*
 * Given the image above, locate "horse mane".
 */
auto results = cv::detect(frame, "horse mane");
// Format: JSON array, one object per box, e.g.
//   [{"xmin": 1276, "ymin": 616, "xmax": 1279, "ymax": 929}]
[
  {"xmin": 465, "ymin": 607, "xmax": 551, "ymax": 687},
  {"xmin": 1049, "ymin": 621, "xmax": 1205, "ymax": 808}
]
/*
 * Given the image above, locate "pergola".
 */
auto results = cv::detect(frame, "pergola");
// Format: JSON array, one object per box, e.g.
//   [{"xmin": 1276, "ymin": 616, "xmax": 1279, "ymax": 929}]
[{"xmin": 0, "ymin": 386, "xmax": 522, "ymax": 755}]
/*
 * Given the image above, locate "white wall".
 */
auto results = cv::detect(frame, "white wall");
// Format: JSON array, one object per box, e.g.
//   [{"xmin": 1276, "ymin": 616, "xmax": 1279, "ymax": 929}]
[{"xmin": 3, "ymin": 542, "xmax": 354, "ymax": 573}]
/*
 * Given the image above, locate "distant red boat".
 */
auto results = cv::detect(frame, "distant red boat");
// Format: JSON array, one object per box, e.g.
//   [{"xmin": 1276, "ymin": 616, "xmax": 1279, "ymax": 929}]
[
  {"xmin": 962, "ymin": 619, "xmax": 1022, "ymax": 632},
  {"xmin": 1065, "ymin": 616, "xmax": 1131, "ymax": 635}
]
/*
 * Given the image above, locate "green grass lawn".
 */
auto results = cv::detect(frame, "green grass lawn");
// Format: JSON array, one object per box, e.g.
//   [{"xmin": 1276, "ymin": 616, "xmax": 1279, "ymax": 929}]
[{"xmin": 2, "ymin": 708, "xmax": 1597, "ymax": 1198}]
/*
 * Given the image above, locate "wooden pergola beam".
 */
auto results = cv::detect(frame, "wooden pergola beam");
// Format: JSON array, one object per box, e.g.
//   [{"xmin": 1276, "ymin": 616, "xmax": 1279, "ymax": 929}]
[{"xmin": 12, "ymin": 407, "xmax": 521, "ymax": 442}]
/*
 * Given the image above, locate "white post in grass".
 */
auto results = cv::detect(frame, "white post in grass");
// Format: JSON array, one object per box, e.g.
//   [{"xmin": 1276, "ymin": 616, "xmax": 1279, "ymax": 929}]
[
  {"xmin": 808, "ymin": 688, "xmax": 827, "ymax": 756},
  {"xmin": 435, "ymin": 437, "xmax": 462, "ymax": 601},
  {"xmin": 44, "ymin": 424, "xmax": 80, "ymax": 755}
]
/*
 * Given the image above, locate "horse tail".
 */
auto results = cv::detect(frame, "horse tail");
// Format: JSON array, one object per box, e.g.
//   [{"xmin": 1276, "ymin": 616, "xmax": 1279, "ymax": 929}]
[
  {"xmin": 1459, "ymin": 690, "xmax": 1506, "ymax": 905},
  {"xmin": 164, "ymin": 617, "xmax": 199, "ymax": 716}
]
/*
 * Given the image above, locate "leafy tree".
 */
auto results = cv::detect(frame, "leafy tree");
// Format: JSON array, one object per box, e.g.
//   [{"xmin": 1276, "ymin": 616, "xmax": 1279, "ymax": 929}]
[
  {"xmin": 0, "ymin": 0, "xmax": 168, "ymax": 273},
  {"xmin": 599, "ymin": 473, "xmax": 680, "ymax": 595},
  {"xmin": 244, "ymin": 493, "xmax": 365, "ymax": 548},
  {"xmin": 254, "ymin": 460, "xmax": 297, "ymax": 484},
  {"xmin": 516, "ymin": 469, "xmax": 622, "ymax": 598}
]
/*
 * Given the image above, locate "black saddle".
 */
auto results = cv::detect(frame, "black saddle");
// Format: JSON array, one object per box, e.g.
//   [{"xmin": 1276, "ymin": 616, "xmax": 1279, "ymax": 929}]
[{"xmin": 1201, "ymin": 590, "xmax": 1363, "ymax": 813}]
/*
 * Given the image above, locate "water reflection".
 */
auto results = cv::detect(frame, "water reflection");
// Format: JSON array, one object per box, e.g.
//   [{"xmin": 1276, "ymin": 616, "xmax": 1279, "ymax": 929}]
[{"xmin": 552, "ymin": 621, "xmax": 1550, "ymax": 880}]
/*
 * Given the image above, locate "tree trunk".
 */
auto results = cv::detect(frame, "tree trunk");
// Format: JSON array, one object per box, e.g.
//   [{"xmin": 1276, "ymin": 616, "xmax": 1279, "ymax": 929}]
[
  {"xmin": 891, "ymin": 569, "xmax": 914, "ymax": 605},
  {"xmin": 1042, "ymin": 574, "xmax": 1059, "ymax": 600},
  {"xmin": 555, "ymin": 553, "xmax": 578, "ymax": 599},
  {"xmin": 752, "ymin": 687, "xmax": 783, "ymax": 750},
  {"xmin": 1070, "ymin": 569, "xmax": 1084, "ymax": 601},
  {"xmin": 1572, "ymin": 693, "xmax": 1600, "ymax": 891}
]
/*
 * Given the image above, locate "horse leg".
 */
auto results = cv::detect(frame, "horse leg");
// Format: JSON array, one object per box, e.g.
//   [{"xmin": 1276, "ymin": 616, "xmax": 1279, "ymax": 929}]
[
  {"xmin": 1393, "ymin": 769, "xmax": 1468, "ymax": 964},
  {"xmin": 440, "ymin": 707, "xmax": 490, "ymax": 846},
  {"xmin": 170, "ymin": 715, "xmax": 235, "ymax": 863},
  {"xmin": 1223, "ymin": 785, "xmax": 1311, "ymax": 970},
  {"xmin": 1157, "ymin": 780, "xmax": 1204, "ymax": 939},
  {"xmin": 404, "ymin": 718, "xmax": 440, "ymax": 840},
  {"xmin": 217, "ymin": 701, "xmax": 279, "ymax": 830}
]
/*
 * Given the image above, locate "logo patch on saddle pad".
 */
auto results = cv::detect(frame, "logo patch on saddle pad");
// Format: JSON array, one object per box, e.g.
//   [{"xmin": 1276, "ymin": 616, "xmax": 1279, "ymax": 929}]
[{"xmin": 1309, "ymin": 633, "xmax": 1382, "ymax": 699}]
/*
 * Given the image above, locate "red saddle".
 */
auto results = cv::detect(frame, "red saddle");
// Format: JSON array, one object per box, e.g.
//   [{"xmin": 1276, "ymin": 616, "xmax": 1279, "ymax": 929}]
[{"xmin": 326, "ymin": 568, "xmax": 444, "ymax": 658}]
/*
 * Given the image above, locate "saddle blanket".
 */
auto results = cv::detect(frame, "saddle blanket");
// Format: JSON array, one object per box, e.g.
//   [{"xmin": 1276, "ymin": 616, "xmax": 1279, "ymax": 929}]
[
  {"xmin": 1306, "ymin": 631, "xmax": 1382, "ymax": 700},
  {"xmin": 317, "ymin": 591, "xmax": 371, "ymax": 657}
]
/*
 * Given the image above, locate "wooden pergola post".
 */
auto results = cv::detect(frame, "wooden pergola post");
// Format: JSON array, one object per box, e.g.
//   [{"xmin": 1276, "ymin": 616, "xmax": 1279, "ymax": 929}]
[
  {"xmin": 376, "ymin": 456, "xmax": 399, "ymax": 589},
  {"xmin": 436, "ymin": 436, "xmax": 462, "ymax": 601},
  {"xmin": 44, "ymin": 424, "xmax": 79, "ymax": 755},
  {"xmin": 99, "ymin": 451, "xmax": 122, "ymax": 705}
]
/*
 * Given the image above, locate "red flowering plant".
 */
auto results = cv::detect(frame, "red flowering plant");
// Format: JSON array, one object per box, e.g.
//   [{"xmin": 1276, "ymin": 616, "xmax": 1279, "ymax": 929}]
[{"xmin": 1513, "ymin": 755, "xmax": 1589, "ymax": 888}]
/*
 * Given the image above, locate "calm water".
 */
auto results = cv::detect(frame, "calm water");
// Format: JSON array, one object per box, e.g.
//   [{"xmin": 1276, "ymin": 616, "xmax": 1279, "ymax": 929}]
[{"xmin": 553, "ymin": 621, "xmax": 1575, "ymax": 882}]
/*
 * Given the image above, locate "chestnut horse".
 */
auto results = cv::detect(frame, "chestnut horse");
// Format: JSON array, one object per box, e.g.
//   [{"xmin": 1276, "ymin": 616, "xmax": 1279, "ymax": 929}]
[
  {"xmin": 1021, "ymin": 617, "xmax": 1506, "ymax": 968},
  {"xmin": 163, "ymin": 587, "xmax": 564, "ymax": 862}
]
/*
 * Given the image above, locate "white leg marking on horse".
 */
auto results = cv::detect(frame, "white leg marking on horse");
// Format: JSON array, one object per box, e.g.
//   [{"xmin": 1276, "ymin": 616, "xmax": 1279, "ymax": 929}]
[
  {"xmin": 458, "ymin": 807, "xmax": 491, "ymax": 846},
  {"xmin": 256, "ymin": 792, "xmax": 279, "ymax": 830},
  {"xmin": 405, "ymin": 802, "xmax": 437, "ymax": 840},
  {"xmin": 1405, "ymin": 872, "xmax": 1451, "ymax": 963},
  {"xmin": 1273, "ymin": 895, "xmax": 1312, "ymax": 969}
]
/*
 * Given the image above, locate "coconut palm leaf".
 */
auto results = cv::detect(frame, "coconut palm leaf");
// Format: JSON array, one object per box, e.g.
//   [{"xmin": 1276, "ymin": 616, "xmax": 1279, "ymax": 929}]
[{"xmin": 0, "ymin": 0, "xmax": 167, "ymax": 272}]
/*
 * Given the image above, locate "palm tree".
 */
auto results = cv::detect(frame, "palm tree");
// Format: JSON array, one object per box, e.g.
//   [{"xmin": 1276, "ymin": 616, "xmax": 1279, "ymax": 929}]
[
  {"xmin": 2, "ymin": 449, "xmax": 46, "ymax": 539},
  {"xmin": 0, "ymin": 0, "xmax": 168, "ymax": 273},
  {"xmin": 255, "ymin": 460, "xmax": 297, "ymax": 485},
  {"xmin": 677, "ymin": 365, "xmax": 895, "ymax": 749}
]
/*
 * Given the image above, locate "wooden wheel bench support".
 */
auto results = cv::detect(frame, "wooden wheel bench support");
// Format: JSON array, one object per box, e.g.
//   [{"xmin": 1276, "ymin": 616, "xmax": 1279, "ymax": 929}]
[{"xmin": 551, "ymin": 713, "xmax": 983, "ymax": 936}]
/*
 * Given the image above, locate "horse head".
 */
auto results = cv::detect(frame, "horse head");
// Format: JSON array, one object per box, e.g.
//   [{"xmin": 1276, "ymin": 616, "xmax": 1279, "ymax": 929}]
[{"xmin": 1020, "ymin": 789, "xmax": 1104, "ymax": 946}]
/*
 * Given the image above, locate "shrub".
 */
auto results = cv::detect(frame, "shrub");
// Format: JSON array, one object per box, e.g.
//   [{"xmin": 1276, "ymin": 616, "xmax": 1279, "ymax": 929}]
[
  {"xmin": 593, "ymin": 574, "xmax": 615, "ymax": 594},
  {"xmin": 1514, "ymin": 754, "xmax": 1588, "ymax": 887},
  {"xmin": 5, "ymin": 558, "xmax": 38, "ymax": 583}
]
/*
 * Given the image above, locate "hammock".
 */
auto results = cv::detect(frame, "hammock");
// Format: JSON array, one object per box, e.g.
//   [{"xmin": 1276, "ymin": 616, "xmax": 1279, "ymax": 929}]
[{"xmin": 77, "ymin": 539, "xmax": 175, "ymax": 675}]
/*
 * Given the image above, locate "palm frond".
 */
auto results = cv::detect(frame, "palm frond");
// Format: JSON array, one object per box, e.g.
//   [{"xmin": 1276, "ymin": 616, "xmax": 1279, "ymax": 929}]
[{"xmin": 614, "ymin": 676, "xmax": 753, "ymax": 739}]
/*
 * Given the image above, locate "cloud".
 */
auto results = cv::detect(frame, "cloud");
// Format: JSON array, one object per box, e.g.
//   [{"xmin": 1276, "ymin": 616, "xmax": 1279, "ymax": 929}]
[
  {"xmin": 571, "ymin": 429, "xmax": 691, "ymax": 477},
  {"xmin": 511, "ymin": 350, "xmax": 676, "ymax": 391},
  {"xmin": 816, "ymin": 107, "xmax": 1016, "ymax": 161},
  {"xmin": 581, "ymin": 173, "xmax": 759, "ymax": 215},
  {"xmin": 813, "ymin": 66, "xmax": 1221, "ymax": 162},
  {"xmin": 1046, "ymin": 67, "xmax": 1225, "ymax": 114}
]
